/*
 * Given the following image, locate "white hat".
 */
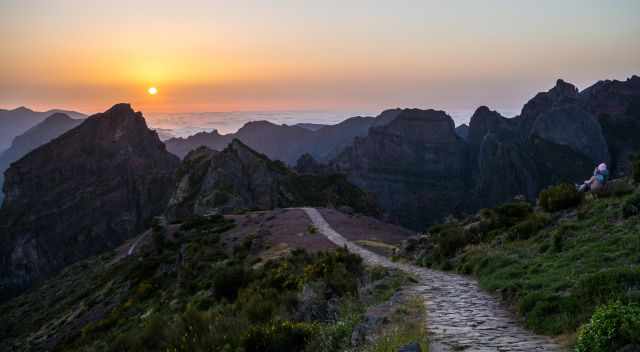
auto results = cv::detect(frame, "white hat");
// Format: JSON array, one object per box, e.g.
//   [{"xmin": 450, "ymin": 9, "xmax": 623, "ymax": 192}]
[{"xmin": 598, "ymin": 163, "xmax": 607, "ymax": 172}]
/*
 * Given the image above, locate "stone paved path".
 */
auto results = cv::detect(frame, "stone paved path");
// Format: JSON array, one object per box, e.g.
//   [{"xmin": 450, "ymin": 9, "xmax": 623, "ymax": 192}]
[{"xmin": 301, "ymin": 208, "xmax": 565, "ymax": 352}]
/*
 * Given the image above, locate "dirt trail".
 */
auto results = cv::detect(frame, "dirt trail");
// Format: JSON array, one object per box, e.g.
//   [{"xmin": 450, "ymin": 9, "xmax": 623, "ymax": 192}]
[{"xmin": 301, "ymin": 207, "xmax": 564, "ymax": 352}]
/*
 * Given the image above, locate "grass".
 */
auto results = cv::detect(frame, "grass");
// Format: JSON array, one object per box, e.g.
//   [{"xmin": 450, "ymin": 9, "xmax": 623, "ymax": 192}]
[
  {"xmin": 355, "ymin": 240, "xmax": 399, "ymax": 257},
  {"xmin": 360, "ymin": 296, "xmax": 429, "ymax": 352},
  {"xmin": 409, "ymin": 182, "xmax": 640, "ymax": 344}
]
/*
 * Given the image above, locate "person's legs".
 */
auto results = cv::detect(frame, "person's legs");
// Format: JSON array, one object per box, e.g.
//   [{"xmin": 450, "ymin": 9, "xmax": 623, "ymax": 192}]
[{"xmin": 578, "ymin": 177, "xmax": 595, "ymax": 192}]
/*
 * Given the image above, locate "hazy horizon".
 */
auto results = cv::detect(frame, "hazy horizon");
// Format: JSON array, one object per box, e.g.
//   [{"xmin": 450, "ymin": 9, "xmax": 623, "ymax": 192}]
[{"xmin": 2, "ymin": 0, "xmax": 639, "ymax": 115}]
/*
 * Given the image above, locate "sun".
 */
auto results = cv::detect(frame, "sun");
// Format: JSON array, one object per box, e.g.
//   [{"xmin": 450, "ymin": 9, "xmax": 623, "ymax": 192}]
[{"xmin": 148, "ymin": 86, "xmax": 158, "ymax": 95}]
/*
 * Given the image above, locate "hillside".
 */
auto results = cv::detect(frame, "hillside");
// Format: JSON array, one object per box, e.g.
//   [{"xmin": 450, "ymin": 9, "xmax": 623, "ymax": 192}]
[
  {"xmin": 167, "ymin": 139, "xmax": 380, "ymax": 220},
  {"xmin": 0, "ymin": 104, "xmax": 179, "ymax": 301},
  {"xmin": 0, "ymin": 210, "xmax": 420, "ymax": 352},
  {"xmin": 400, "ymin": 175, "xmax": 640, "ymax": 349}
]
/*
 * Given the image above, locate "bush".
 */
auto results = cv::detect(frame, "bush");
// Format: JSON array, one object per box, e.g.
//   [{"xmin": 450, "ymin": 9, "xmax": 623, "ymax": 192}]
[
  {"xmin": 539, "ymin": 183, "xmax": 583, "ymax": 212},
  {"xmin": 242, "ymin": 320, "xmax": 318, "ymax": 352},
  {"xmin": 574, "ymin": 268, "xmax": 640, "ymax": 306},
  {"xmin": 509, "ymin": 213, "xmax": 550, "ymax": 241},
  {"xmin": 427, "ymin": 225, "xmax": 472, "ymax": 259},
  {"xmin": 622, "ymin": 192, "xmax": 640, "ymax": 218},
  {"xmin": 518, "ymin": 292, "xmax": 579, "ymax": 334},
  {"xmin": 631, "ymin": 154, "xmax": 640, "ymax": 184},
  {"xmin": 303, "ymin": 248, "xmax": 364, "ymax": 297},
  {"xmin": 213, "ymin": 264, "xmax": 247, "ymax": 301},
  {"xmin": 495, "ymin": 202, "xmax": 533, "ymax": 227},
  {"xmin": 576, "ymin": 302, "xmax": 640, "ymax": 352}
]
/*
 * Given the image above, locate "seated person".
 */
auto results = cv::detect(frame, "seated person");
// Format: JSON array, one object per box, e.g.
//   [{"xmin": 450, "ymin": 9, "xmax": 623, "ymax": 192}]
[{"xmin": 578, "ymin": 163, "xmax": 609, "ymax": 192}]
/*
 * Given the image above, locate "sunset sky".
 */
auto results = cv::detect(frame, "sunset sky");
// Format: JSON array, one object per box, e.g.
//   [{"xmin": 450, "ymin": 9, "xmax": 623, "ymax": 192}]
[{"xmin": 1, "ymin": 0, "xmax": 639, "ymax": 116}]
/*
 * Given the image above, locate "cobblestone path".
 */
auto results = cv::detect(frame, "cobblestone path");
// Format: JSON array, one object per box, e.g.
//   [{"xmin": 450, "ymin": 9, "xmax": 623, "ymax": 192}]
[{"xmin": 301, "ymin": 207, "xmax": 564, "ymax": 352}]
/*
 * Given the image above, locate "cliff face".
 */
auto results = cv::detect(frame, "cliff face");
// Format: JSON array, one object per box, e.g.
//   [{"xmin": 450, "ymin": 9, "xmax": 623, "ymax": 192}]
[
  {"xmin": 167, "ymin": 139, "xmax": 379, "ymax": 221},
  {"xmin": 332, "ymin": 109, "xmax": 470, "ymax": 230},
  {"xmin": 468, "ymin": 78, "xmax": 639, "ymax": 209},
  {"xmin": 580, "ymin": 76, "xmax": 640, "ymax": 176},
  {"xmin": 0, "ymin": 104, "xmax": 180, "ymax": 301}
]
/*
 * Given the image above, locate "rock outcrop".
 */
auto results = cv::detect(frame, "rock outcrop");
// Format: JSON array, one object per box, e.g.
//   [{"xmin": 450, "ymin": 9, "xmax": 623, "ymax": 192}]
[
  {"xmin": 331, "ymin": 109, "xmax": 470, "ymax": 230},
  {"xmin": 167, "ymin": 139, "xmax": 378, "ymax": 220},
  {"xmin": 0, "ymin": 103, "xmax": 180, "ymax": 301},
  {"xmin": 580, "ymin": 76, "xmax": 640, "ymax": 176},
  {"xmin": 466, "ymin": 78, "xmax": 636, "ymax": 209}
]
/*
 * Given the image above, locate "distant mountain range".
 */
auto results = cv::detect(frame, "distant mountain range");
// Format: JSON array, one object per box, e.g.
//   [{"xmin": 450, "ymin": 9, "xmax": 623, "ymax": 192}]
[
  {"xmin": 164, "ymin": 109, "xmax": 403, "ymax": 163},
  {"xmin": 0, "ymin": 112, "xmax": 86, "ymax": 204},
  {"xmin": 0, "ymin": 107, "xmax": 86, "ymax": 151}
]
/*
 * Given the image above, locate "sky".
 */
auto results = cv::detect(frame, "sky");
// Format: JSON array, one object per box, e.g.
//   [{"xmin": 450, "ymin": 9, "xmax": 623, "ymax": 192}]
[{"xmin": 1, "ymin": 0, "xmax": 639, "ymax": 119}]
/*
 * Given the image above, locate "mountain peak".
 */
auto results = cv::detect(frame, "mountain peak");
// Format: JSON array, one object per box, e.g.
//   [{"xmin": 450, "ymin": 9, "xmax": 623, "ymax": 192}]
[
  {"xmin": 106, "ymin": 103, "xmax": 134, "ymax": 114},
  {"xmin": 551, "ymin": 79, "xmax": 578, "ymax": 98},
  {"xmin": 43, "ymin": 112, "xmax": 73, "ymax": 123},
  {"xmin": 12, "ymin": 106, "xmax": 33, "ymax": 113}
]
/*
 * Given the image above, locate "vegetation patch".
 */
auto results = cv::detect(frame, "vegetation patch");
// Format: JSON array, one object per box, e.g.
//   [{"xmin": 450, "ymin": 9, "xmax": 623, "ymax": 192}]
[
  {"xmin": 0, "ymin": 214, "xmax": 413, "ymax": 352},
  {"xmin": 539, "ymin": 183, "xmax": 583, "ymax": 212},
  {"xmin": 404, "ymin": 180, "xmax": 640, "ymax": 346}
]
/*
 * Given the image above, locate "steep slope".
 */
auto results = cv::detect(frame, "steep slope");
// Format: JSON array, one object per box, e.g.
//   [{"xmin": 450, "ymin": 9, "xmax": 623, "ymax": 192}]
[
  {"xmin": 331, "ymin": 109, "xmax": 470, "ymax": 230},
  {"xmin": 0, "ymin": 103, "xmax": 180, "ymax": 301},
  {"xmin": 467, "ymin": 79, "xmax": 628, "ymax": 209},
  {"xmin": 579, "ymin": 75, "xmax": 640, "ymax": 176},
  {"xmin": 0, "ymin": 107, "xmax": 85, "ymax": 151},
  {"xmin": 0, "ymin": 113, "xmax": 84, "ymax": 203},
  {"xmin": 0, "ymin": 211, "xmax": 413, "ymax": 352},
  {"xmin": 400, "ymin": 180, "xmax": 640, "ymax": 348},
  {"xmin": 167, "ymin": 139, "xmax": 379, "ymax": 220}
]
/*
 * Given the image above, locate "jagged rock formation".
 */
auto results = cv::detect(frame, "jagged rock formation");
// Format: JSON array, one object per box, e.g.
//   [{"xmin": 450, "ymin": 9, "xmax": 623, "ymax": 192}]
[
  {"xmin": 0, "ymin": 113, "xmax": 83, "ymax": 204},
  {"xmin": 579, "ymin": 75, "xmax": 640, "ymax": 176},
  {"xmin": 295, "ymin": 153, "xmax": 329, "ymax": 175},
  {"xmin": 167, "ymin": 139, "xmax": 378, "ymax": 220},
  {"xmin": 331, "ymin": 109, "xmax": 470, "ymax": 230},
  {"xmin": 455, "ymin": 124, "xmax": 469, "ymax": 140},
  {"xmin": 0, "ymin": 104, "xmax": 180, "ymax": 301},
  {"xmin": 467, "ymin": 77, "xmax": 639, "ymax": 209}
]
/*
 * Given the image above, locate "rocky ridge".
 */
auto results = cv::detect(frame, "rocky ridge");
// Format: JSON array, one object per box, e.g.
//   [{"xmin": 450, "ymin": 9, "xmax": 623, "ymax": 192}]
[{"xmin": 0, "ymin": 104, "xmax": 180, "ymax": 300}]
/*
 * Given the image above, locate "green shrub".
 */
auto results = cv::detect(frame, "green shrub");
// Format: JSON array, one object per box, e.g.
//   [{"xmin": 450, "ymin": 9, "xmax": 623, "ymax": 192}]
[
  {"xmin": 518, "ymin": 292, "xmax": 579, "ymax": 334},
  {"xmin": 552, "ymin": 231, "xmax": 563, "ymax": 252},
  {"xmin": 574, "ymin": 268, "xmax": 640, "ymax": 306},
  {"xmin": 539, "ymin": 183, "xmax": 583, "ymax": 212},
  {"xmin": 213, "ymin": 264, "xmax": 247, "ymax": 301},
  {"xmin": 303, "ymin": 248, "xmax": 364, "ymax": 297},
  {"xmin": 631, "ymin": 154, "xmax": 640, "ymax": 184},
  {"xmin": 495, "ymin": 202, "xmax": 533, "ymax": 227},
  {"xmin": 576, "ymin": 302, "xmax": 640, "ymax": 352},
  {"xmin": 509, "ymin": 213, "xmax": 550, "ymax": 240},
  {"xmin": 242, "ymin": 320, "xmax": 318, "ymax": 352},
  {"xmin": 622, "ymin": 192, "xmax": 640, "ymax": 218}
]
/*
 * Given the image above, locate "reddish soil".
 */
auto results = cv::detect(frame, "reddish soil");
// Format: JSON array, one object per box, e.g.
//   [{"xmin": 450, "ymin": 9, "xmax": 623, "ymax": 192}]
[
  {"xmin": 317, "ymin": 207, "xmax": 415, "ymax": 246},
  {"xmin": 225, "ymin": 209, "xmax": 335, "ymax": 252}
]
